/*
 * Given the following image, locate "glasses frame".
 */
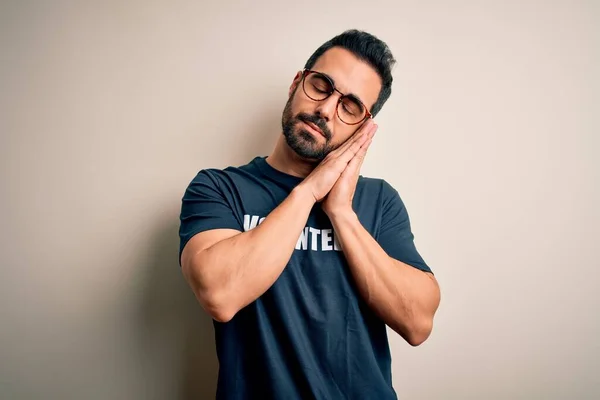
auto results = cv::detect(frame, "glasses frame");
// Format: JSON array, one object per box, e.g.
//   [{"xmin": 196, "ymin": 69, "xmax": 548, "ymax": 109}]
[{"xmin": 301, "ymin": 69, "xmax": 373, "ymax": 125}]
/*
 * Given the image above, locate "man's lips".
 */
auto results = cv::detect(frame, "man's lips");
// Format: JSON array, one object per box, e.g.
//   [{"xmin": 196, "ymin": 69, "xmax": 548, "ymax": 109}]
[{"xmin": 304, "ymin": 121, "xmax": 325, "ymax": 138}]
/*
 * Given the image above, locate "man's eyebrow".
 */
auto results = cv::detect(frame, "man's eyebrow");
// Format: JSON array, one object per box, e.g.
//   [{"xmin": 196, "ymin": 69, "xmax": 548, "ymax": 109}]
[{"xmin": 321, "ymin": 72, "xmax": 367, "ymax": 107}]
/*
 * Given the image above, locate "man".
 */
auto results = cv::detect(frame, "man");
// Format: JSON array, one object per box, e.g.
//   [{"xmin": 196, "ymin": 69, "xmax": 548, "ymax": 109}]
[{"xmin": 179, "ymin": 30, "xmax": 440, "ymax": 399}]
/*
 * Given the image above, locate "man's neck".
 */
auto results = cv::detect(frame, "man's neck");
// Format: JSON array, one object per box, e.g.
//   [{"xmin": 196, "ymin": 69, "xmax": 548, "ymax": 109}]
[{"xmin": 265, "ymin": 135, "xmax": 318, "ymax": 179}]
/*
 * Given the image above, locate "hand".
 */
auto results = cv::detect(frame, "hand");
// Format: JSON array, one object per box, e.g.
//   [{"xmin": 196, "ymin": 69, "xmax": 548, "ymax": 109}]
[
  {"xmin": 322, "ymin": 123, "xmax": 377, "ymax": 217},
  {"xmin": 298, "ymin": 119, "xmax": 377, "ymax": 203}
]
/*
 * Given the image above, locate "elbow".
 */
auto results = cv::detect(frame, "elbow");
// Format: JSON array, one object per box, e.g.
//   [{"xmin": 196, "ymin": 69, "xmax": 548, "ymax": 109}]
[
  {"xmin": 407, "ymin": 277, "xmax": 440, "ymax": 346},
  {"xmin": 406, "ymin": 318, "xmax": 434, "ymax": 347},
  {"xmin": 182, "ymin": 258, "xmax": 237, "ymax": 323},
  {"xmin": 200, "ymin": 291, "xmax": 237, "ymax": 323},
  {"xmin": 407, "ymin": 333, "xmax": 428, "ymax": 347}
]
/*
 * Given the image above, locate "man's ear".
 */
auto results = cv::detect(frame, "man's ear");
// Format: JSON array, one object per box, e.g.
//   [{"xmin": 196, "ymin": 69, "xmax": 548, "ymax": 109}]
[{"xmin": 288, "ymin": 70, "xmax": 303, "ymax": 97}]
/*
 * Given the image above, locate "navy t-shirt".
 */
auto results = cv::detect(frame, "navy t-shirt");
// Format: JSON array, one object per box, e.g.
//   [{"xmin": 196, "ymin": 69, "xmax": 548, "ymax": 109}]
[{"xmin": 179, "ymin": 156, "xmax": 431, "ymax": 400}]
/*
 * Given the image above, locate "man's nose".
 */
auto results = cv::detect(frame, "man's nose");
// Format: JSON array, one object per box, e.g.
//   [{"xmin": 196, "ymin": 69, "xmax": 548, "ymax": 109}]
[{"xmin": 314, "ymin": 95, "xmax": 339, "ymax": 123}]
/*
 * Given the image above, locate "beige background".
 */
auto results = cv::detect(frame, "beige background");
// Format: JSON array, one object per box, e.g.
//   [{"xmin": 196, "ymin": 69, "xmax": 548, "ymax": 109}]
[{"xmin": 1, "ymin": 0, "xmax": 598, "ymax": 399}]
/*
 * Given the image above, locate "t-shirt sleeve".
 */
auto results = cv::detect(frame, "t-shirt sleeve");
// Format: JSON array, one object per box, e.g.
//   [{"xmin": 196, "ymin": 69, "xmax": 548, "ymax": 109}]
[
  {"xmin": 377, "ymin": 180, "xmax": 432, "ymax": 274},
  {"xmin": 178, "ymin": 169, "xmax": 243, "ymax": 265}
]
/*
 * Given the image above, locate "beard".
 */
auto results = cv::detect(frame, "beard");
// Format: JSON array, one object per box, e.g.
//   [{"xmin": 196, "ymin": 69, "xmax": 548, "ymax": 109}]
[{"xmin": 281, "ymin": 93, "xmax": 335, "ymax": 161}]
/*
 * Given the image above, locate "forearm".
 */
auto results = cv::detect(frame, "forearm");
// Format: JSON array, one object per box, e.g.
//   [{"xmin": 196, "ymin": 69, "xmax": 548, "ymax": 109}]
[
  {"xmin": 195, "ymin": 184, "xmax": 315, "ymax": 321},
  {"xmin": 329, "ymin": 210, "xmax": 440, "ymax": 346}
]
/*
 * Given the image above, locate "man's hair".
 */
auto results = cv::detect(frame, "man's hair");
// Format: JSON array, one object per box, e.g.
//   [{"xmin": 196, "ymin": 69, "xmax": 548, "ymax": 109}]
[{"xmin": 303, "ymin": 29, "xmax": 396, "ymax": 117}]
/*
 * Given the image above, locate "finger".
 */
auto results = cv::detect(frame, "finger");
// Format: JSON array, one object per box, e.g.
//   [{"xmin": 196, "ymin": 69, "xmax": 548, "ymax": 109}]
[
  {"xmin": 328, "ymin": 119, "xmax": 375, "ymax": 159},
  {"xmin": 335, "ymin": 133, "xmax": 369, "ymax": 166},
  {"xmin": 339, "ymin": 122, "xmax": 376, "ymax": 158},
  {"xmin": 337, "ymin": 123, "xmax": 377, "ymax": 165},
  {"xmin": 343, "ymin": 124, "xmax": 376, "ymax": 176},
  {"xmin": 342, "ymin": 136, "xmax": 373, "ymax": 179}
]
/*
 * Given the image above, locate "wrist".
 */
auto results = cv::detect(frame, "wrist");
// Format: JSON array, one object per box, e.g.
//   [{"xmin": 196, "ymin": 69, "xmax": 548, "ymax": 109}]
[
  {"xmin": 292, "ymin": 183, "xmax": 317, "ymax": 206},
  {"xmin": 325, "ymin": 206, "xmax": 357, "ymax": 222}
]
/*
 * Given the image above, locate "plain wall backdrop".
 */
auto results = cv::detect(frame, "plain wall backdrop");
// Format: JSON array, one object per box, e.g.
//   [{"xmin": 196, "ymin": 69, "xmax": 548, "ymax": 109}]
[{"xmin": 1, "ymin": 0, "xmax": 598, "ymax": 399}]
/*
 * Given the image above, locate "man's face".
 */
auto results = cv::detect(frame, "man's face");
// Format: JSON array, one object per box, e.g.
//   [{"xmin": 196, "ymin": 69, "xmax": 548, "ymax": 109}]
[{"xmin": 282, "ymin": 47, "xmax": 382, "ymax": 161}]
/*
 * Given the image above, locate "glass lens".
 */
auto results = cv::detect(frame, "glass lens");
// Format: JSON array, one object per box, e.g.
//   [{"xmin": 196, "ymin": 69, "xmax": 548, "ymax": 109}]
[
  {"xmin": 303, "ymin": 71, "xmax": 367, "ymax": 124},
  {"xmin": 338, "ymin": 96, "xmax": 365, "ymax": 124},
  {"xmin": 304, "ymin": 73, "xmax": 333, "ymax": 100}
]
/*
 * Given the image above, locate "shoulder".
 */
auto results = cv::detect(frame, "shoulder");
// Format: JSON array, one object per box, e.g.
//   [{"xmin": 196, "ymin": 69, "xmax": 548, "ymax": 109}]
[
  {"xmin": 185, "ymin": 168, "xmax": 227, "ymax": 192},
  {"xmin": 186, "ymin": 158, "xmax": 259, "ymax": 188},
  {"xmin": 358, "ymin": 176, "xmax": 402, "ymax": 203}
]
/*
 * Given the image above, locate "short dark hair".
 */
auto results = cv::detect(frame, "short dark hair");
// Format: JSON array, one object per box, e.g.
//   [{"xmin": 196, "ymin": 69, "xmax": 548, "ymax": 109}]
[{"xmin": 303, "ymin": 29, "xmax": 396, "ymax": 117}]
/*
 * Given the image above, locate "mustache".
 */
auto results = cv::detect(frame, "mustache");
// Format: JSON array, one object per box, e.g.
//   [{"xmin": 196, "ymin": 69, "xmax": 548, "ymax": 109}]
[{"xmin": 297, "ymin": 113, "xmax": 331, "ymax": 140}]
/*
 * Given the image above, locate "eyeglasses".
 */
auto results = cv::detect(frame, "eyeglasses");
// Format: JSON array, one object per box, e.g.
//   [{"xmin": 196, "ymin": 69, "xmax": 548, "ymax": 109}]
[{"xmin": 301, "ymin": 69, "xmax": 372, "ymax": 125}]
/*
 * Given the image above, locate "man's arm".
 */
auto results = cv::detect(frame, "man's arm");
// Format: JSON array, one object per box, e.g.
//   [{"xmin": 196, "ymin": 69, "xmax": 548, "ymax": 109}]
[
  {"xmin": 181, "ymin": 185, "xmax": 315, "ymax": 322},
  {"xmin": 328, "ymin": 210, "xmax": 440, "ymax": 346},
  {"xmin": 320, "ymin": 122, "xmax": 439, "ymax": 346},
  {"xmin": 181, "ymin": 122, "xmax": 376, "ymax": 322}
]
